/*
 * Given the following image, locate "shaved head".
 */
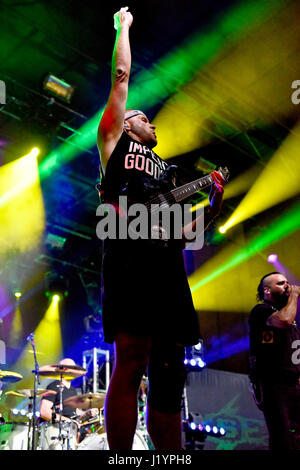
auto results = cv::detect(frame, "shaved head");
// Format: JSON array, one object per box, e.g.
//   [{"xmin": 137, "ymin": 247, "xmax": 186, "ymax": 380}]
[
  {"xmin": 257, "ymin": 272, "xmax": 290, "ymax": 307},
  {"xmin": 58, "ymin": 358, "xmax": 76, "ymax": 367}
]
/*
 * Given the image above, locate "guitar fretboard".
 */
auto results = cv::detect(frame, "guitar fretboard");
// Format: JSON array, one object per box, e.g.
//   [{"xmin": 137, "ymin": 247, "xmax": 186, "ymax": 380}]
[{"xmin": 170, "ymin": 174, "xmax": 213, "ymax": 202}]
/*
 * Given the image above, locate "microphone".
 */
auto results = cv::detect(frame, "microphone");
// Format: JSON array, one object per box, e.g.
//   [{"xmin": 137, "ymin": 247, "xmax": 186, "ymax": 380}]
[{"xmin": 26, "ymin": 332, "xmax": 35, "ymax": 342}]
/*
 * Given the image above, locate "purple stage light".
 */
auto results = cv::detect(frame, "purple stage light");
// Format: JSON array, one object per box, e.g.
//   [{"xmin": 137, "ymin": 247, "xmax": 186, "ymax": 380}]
[{"xmin": 267, "ymin": 254, "xmax": 278, "ymax": 263}]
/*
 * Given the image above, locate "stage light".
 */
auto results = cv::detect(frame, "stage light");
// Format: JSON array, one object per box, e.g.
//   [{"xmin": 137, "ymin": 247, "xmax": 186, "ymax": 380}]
[
  {"xmin": 14, "ymin": 291, "xmax": 22, "ymax": 299},
  {"xmin": 219, "ymin": 226, "xmax": 226, "ymax": 234},
  {"xmin": 0, "ymin": 149, "xmax": 45, "ymax": 254},
  {"xmin": 52, "ymin": 294, "xmax": 61, "ymax": 304},
  {"xmin": 38, "ymin": 0, "xmax": 284, "ymax": 180},
  {"xmin": 11, "ymin": 294, "xmax": 63, "ymax": 388},
  {"xmin": 197, "ymin": 358, "xmax": 206, "ymax": 368},
  {"xmin": 194, "ymin": 341, "xmax": 203, "ymax": 352},
  {"xmin": 153, "ymin": 1, "xmax": 298, "ymax": 159},
  {"xmin": 45, "ymin": 272, "xmax": 68, "ymax": 301},
  {"xmin": 43, "ymin": 74, "xmax": 75, "ymax": 103},
  {"xmin": 8, "ymin": 303, "xmax": 23, "ymax": 348},
  {"xmin": 267, "ymin": 254, "xmax": 278, "ymax": 263},
  {"xmin": 184, "ymin": 412, "xmax": 226, "ymax": 449},
  {"xmin": 190, "ymin": 200, "xmax": 300, "ymax": 305},
  {"xmin": 219, "ymin": 119, "xmax": 300, "ymax": 234},
  {"xmin": 185, "ymin": 340, "xmax": 206, "ymax": 370},
  {"xmin": 29, "ymin": 147, "xmax": 40, "ymax": 158}
]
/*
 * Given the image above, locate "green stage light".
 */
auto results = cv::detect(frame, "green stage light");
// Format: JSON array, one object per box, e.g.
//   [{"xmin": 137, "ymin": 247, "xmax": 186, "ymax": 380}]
[{"xmin": 38, "ymin": 0, "xmax": 285, "ymax": 178}]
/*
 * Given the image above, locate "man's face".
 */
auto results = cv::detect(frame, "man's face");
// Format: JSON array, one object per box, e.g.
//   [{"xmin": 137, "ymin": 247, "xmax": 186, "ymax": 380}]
[
  {"xmin": 125, "ymin": 114, "xmax": 157, "ymax": 148},
  {"xmin": 264, "ymin": 274, "xmax": 291, "ymax": 306}
]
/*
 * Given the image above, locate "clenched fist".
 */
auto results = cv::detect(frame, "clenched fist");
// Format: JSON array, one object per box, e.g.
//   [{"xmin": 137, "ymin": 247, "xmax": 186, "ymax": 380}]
[{"xmin": 114, "ymin": 7, "xmax": 133, "ymax": 30}]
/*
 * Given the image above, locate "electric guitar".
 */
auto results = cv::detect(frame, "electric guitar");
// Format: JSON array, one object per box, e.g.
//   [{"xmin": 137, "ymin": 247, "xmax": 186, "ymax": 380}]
[
  {"xmin": 97, "ymin": 166, "xmax": 230, "ymax": 242},
  {"xmin": 139, "ymin": 165, "xmax": 230, "ymax": 212}
]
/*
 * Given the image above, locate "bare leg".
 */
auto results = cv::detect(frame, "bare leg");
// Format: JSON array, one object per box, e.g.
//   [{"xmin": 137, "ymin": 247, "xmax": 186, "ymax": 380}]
[
  {"xmin": 146, "ymin": 404, "xmax": 183, "ymax": 450},
  {"xmin": 104, "ymin": 332, "xmax": 152, "ymax": 450}
]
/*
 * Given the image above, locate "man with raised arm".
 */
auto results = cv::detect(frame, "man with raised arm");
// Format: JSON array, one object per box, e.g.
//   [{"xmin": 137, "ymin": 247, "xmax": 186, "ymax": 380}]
[{"xmin": 97, "ymin": 7, "xmax": 225, "ymax": 450}]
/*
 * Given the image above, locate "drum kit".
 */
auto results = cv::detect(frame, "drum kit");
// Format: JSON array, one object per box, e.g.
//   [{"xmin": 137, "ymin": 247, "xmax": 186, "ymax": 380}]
[{"xmin": 0, "ymin": 365, "xmax": 150, "ymax": 450}]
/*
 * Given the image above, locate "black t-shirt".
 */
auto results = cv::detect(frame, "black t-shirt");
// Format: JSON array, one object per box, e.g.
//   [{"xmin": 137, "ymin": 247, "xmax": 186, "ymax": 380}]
[
  {"xmin": 41, "ymin": 381, "xmax": 79, "ymax": 419},
  {"xmin": 103, "ymin": 130, "xmax": 169, "ymax": 205},
  {"xmin": 99, "ymin": 131, "xmax": 200, "ymax": 346},
  {"xmin": 249, "ymin": 301, "xmax": 300, "ymax": 382}
]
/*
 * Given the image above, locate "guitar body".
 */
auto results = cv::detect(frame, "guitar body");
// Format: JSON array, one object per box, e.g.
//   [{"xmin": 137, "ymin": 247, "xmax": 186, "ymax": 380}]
[{"xmin": 120, "ymin": 164, "xmax": 179, "ymax": 207}]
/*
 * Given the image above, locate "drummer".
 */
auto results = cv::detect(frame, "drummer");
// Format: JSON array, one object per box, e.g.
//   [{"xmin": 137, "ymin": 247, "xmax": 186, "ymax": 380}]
[{"xmin": 40, "ymin": 358, "xmax": 98, "ymax": 426}]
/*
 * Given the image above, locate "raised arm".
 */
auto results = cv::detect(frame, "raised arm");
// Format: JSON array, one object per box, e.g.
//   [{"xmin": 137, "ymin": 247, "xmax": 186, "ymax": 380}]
[{"xmin": 97, "ymin": 7, "xmax": 133, "ymax": 170}]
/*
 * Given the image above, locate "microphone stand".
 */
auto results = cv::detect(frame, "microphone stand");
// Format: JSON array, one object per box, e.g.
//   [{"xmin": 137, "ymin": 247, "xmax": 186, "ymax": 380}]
[{"xmin": 28, "ymin": 333, "xmax": 40, "ymax": 451}]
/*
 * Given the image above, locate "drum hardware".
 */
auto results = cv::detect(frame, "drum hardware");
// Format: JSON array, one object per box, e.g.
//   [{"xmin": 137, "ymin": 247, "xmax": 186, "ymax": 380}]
[
  {"xmin": 63, "ymin": 392, "xmax": 106, "ymax": 411},
  {"xmin": 38, "ymin": 363, "xmax": 87, "ymax": 449},
  {"xmin": 38, "ymin": 364, "xmax": 87, "ymax": 381},
  {"xmin": 5, "ymin": 388, "xmax": 57, "ymax": 448},
  {"xmin": 5, "ymin": 389, "xmax": 57, "ymax": 399},
  {"xmin": 77, "ymin": 409, "xmax": 105, "ymax": 436},
  {"xmin": 0, "ymin": 370, "xmax": 23, "ymax": 383},
  {"xmin": 38, "ymin": 420, "xmax": 78, "ymax": 450},
  {"xmin": 26, "ymin": 332, "xmax": 41, "ymax": 450}
]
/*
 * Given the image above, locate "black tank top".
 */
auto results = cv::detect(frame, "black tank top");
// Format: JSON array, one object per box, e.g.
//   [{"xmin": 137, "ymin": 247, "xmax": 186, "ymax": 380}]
[{"xmin": 102, "ymin": 131, "xmax": 169, "ymax": 204}]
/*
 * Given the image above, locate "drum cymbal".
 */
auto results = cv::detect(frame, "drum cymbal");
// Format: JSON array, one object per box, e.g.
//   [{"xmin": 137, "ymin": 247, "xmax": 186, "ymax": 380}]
[
  {"xmin": 64, "ymin": 393, "xmax": 106, "ymax": 410},
  {"xmin": 5, "ymin": 388, "xmax": 57, "ymax": 398},
  {"xmin": 39, "ymin": 364, "xmax": 87, "ymax": 380},
  {"xmin": 49, "ymin": 364, "xmax": 86, "ymax": 372},
  {"xmin": 0, "ymin": 371, "xmax": 23, "ymax": 383}
]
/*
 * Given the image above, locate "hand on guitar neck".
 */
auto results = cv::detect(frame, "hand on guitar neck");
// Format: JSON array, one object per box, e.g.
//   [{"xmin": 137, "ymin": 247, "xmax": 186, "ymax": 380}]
[{"xmin": 208, "ymin": 170, "xmax": 226, "ymax": 219}]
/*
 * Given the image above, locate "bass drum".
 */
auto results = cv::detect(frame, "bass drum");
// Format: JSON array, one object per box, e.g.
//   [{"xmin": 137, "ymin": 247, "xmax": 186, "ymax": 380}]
[
  {"xmin": 38, "ymin": 421, "xmax": 78, "ymax": 450},
  {"xmin": 0, "ymin": 422, "xmax": 29, "ymax": 450},
  {"xmin": 78, "ymin": 430, "xmax": 149, "ymax": 450}
]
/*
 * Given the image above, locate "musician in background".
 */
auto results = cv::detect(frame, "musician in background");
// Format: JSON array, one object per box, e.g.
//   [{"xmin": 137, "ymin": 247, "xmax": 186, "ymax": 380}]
[
  {"xmin": 249, "ymin": 272, "xmax": 300, "ymax": 450},
  {"xmin": 97, "ymin": 7, "xmax": 225, "ymax": 450},
  {"xmin": 40, "ymin": 358, "xmax": 97, "ymax": 424}
]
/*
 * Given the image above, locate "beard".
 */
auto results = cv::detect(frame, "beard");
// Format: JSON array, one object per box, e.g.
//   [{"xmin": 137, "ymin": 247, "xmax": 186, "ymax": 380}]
[{"xmin": 272, "ymin": 290, "xmax": 290, "ymax": 308}]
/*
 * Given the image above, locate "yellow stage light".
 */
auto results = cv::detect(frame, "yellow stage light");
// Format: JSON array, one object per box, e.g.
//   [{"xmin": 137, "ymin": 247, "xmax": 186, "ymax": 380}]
[
  {"xmin": 11, "ymin": 296, "xmax": 63, "ymax": 389},
  {"xmin": 29, "ymin": 147, "xmax": 40, "ymax": 158},
  {"xmin": 220, "ymin": 120, "xmax": 300, "ymax": 233},
  {"xmin": 8, "ymin": 304, "xmax": 23, "ymax": 348},
  {"xmin": 0, "ymin": 149, "xmax": 45, "ymax": 255},
  {"xmin": 52, "ymin": 294, "xmax": 61, "ymax": 304},
  {"xmin": 153, "ymin": 1, "xmax": 300, "ymax": 159}
]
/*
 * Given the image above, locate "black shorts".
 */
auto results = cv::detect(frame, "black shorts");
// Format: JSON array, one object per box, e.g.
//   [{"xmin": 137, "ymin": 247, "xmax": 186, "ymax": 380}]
[{"xmin": 102, "ymin": 240, "xmax": 199, "ymax": 347}]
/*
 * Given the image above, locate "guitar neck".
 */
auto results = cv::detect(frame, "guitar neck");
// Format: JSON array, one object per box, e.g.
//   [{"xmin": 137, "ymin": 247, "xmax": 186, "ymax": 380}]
[{"xmin": 170, "ymin": 174, "xmax": 213, "ymax": 203}]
